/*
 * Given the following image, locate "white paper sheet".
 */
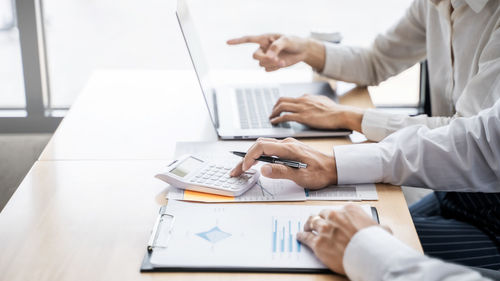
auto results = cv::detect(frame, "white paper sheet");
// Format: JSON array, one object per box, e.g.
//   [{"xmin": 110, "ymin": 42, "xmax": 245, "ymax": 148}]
[
  {"xmin": 150, "ymin": 200, "xmax": 373, "ymax": 269},
  {"xmin": 306, "ymin": 184, "xmax": 378, "ymax": 201}
]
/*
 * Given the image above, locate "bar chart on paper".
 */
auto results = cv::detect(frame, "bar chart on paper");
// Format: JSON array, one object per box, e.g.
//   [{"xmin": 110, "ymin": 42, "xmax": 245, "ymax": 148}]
[
  {"xmin": 271, "ymin": 217, "xmax": 302, "ymax": 255},
  {"xmin": 150, "ymin": 201, "xmax": 374, "ymax": 270}
]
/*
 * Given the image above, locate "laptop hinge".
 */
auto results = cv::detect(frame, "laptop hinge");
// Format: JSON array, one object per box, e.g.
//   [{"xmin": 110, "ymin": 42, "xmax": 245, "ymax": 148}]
[{"xmin": 212, "ymin": 90, "xmax": 220, "ymax": 129}]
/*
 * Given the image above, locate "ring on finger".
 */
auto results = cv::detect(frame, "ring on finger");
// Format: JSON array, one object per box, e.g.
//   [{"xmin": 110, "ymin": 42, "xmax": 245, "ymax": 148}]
[{"xmin": 309, "ymin": 215, "xmax": 322, "ymax": 230}]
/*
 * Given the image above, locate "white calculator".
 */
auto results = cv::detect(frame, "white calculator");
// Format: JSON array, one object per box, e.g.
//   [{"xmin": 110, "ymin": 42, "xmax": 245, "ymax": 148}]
[{"xmin": 155, "ymin": 154, "xmax": 260, "ymax": 196}]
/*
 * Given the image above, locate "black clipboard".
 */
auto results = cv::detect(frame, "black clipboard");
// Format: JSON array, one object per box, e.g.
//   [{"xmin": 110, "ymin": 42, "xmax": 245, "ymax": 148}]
[{"xmin": 140, "ymin": 205, "xmax": 379, "ymax": 273}]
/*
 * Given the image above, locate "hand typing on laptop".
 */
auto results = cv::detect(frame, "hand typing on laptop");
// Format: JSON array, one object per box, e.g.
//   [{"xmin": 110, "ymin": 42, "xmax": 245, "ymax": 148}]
[
  {"xmin": 230, "ymin": 137, "xmax": 337, "ymax": 189},
  {"xmin": 227, "ymin": 33, "xmax": 365, "ymax": 133},
  {"xmin": 269, "ymin": 94, "xmax": 364, "ymax": 132}
]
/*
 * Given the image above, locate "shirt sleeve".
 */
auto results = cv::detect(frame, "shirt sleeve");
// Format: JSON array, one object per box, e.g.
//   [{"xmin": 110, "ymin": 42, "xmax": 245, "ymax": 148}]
[
  {"xmin": 343, "ymin": 226, "xmax": 491, "ymax": 281},
  {"xmin": 321, "ymin": 0, "xmax": 427, "ymax": 86},
  {"xmin": 361, "ymin": 110, "xmax": 452, "ymax": 142},
  {"xmin": 361, "ymin": 23, "xmax": 500, "ymax": 142},
  {"xmin": 334, "ymin": 98, "xmax": 500, "ymax": 191}
]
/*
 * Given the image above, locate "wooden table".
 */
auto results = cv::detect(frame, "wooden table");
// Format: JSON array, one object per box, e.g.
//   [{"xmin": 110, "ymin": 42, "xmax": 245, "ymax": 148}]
[{"xmin": 0, "ymin": 69, "xmax": 421, "ymax": 281}]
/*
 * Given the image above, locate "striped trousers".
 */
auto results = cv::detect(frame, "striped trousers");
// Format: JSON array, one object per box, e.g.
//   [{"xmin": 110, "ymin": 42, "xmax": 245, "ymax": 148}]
[{"xmin": 410, "ymin": 192, "xmax": 500, "ymax": 270}]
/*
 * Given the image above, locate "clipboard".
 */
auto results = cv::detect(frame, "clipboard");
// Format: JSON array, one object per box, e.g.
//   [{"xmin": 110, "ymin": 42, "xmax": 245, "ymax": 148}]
[{"xmin": 140, "ymin": 202, "xmax": 380, "ymax": 273}]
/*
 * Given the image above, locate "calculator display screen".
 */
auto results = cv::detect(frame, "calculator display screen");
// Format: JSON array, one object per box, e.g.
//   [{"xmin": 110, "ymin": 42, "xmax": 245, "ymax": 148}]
[{"xmin": 170, "ymin": 157, "xmax": 203, "ymax": 178}]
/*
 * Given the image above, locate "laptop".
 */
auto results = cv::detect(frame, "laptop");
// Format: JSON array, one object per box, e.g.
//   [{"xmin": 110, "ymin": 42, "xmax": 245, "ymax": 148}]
[
  {"xmin": 176, "ymin": 0, "xmax": 351, "ymax": 139},
  {"xmin": 375, "ymin": 61, "xmax": 430, "ymax": 116}
]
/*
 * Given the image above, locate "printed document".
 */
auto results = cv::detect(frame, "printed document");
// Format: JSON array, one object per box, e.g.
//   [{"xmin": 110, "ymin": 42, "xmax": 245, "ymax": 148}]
[{"xmin": 150, "ymin": 200, "xmax": 373, "ymax": 269}]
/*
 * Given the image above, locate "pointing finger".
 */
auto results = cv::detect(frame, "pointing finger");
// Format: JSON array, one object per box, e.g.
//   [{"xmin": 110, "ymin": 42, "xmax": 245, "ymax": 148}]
[{"xmin": 230, "ymin": 161, "xmax": 244, "ymax": 177}]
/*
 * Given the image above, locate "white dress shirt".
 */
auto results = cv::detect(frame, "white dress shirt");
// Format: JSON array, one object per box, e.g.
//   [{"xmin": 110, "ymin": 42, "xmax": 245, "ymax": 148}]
[
  {"xmin": 334, "ymin": 94, "xmax": 500, "ymax": 190},
  {"xmin": 344, "ymin": 226, "xmax": 491, "ymax": 281},
  {"xmin": 321, "ymin": 0, "xmax": 500, "ymax": 141},
  {"xmin": 333, "ymin": 86, "xmax": 500, "ymax": 281}
]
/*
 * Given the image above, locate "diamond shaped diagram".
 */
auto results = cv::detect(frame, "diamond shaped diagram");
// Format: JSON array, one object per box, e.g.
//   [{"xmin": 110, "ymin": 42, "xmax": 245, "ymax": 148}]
[{"xmin": 196, "ymin": 226, "xmax": 231, "ymax": 244}]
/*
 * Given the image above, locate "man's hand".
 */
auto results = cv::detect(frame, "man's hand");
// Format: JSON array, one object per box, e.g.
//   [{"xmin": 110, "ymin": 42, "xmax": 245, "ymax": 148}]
[
  {"xmin": 230, "ymin": 137, "xmax": 337, "ymax": 189},
  {"xmin": 270, "ymin": 94, "xmax": 365, "ymax": 132},
  {"xmin": 297, "ymin": 205, "xmax": 390, "ymax": 275},
  {"xmin": 227, "ymin": 34, "xmax": 326, "ymax": 72}
]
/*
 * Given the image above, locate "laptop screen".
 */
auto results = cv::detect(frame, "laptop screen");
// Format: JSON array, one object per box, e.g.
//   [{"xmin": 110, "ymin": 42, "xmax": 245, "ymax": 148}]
[{"xmin": 176, "ymin": 0, "xmax": 218, "ymax": 127}]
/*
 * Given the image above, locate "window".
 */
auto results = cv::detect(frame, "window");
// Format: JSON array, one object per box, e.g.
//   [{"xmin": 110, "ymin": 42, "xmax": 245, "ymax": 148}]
[
  {"xmin": 42, "ymin": 0, "xmax": 175, "ymax": 108},
  {"xmin": 0, "ymin": 0, "xmax": 417, "ymax": 132},
  {"xmin": 0, "ymin": 0, "xmax": 26, "ymax": 111}
]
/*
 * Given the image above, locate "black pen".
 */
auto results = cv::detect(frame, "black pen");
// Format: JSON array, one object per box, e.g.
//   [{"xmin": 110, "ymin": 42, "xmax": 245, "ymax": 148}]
[{"xmin": 230, "ymin": 151, "xmax": 308, "ymax": 169}]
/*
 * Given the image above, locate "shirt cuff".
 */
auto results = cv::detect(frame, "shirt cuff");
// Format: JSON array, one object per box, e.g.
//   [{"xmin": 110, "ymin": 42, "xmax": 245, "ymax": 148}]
[
  {"xmin": 334, "ymin": 144, "xmax": 383, "ymax": 184},
  {"xmin": 361, "ymin": 109, "xmax": 393, "ymax": 141},
  {"xmin": 320, "ymin": 42, "xmax": 350, "ymax": 78},
  {"xmin": 343, "ymin": 226, "xmax": 420, "ymax": 281}
]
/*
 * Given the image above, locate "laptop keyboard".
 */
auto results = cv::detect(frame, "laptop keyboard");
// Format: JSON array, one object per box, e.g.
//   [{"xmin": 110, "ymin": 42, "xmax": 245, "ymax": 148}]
[{"xmin": 236, "ymin": 87, "xmax": 291, "ymax": 129}]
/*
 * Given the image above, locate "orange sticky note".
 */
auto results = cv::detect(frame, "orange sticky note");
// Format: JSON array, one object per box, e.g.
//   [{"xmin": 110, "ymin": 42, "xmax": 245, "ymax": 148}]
[{"xmin": 183, "ymin": 190, "xmax": 235, "ymax": 202}]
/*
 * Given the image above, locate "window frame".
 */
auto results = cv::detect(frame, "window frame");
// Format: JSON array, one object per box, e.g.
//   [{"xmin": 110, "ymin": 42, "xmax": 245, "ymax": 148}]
[{"xmin": 0, "ymin": 0, "xmax": 63, "ymax": 133}]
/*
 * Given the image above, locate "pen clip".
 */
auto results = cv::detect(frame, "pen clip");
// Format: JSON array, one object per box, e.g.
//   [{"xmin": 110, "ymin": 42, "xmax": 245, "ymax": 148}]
[{"xmin": 273, "ymin": 159, "xmax": 307, "ymax": 168}]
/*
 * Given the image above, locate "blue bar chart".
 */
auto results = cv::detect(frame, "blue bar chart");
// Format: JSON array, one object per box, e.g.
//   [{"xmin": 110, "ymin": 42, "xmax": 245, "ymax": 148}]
[{"xmin": 272, "ymin": 217, "xmax": 302, "ymax": 254}]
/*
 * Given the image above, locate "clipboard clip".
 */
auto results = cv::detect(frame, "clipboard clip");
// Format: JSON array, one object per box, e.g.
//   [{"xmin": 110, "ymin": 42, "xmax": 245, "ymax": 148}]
[{"xmin": 148, "ymin": 205, "xmax": 175, "ymax": 251}]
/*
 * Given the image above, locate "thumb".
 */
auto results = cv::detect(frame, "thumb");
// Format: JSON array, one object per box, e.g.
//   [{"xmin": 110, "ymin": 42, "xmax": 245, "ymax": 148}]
[
  {"xmin": 261, "ymin": 164, "xmax": 297, "ymax": 181},
  {"xmin": 265, "ymin": 37, "xmax": 288, "ymax": 60}
]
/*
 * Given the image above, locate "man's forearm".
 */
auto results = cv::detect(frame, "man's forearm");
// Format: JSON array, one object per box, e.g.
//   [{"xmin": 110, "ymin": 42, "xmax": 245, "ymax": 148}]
[
  {"xmin": 304, "ymin": 39, "xmax": 326, "ymax": 72},
  {"xmin": 334, "ymin": 99, "xmax": 500, "ymax": 191}
]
